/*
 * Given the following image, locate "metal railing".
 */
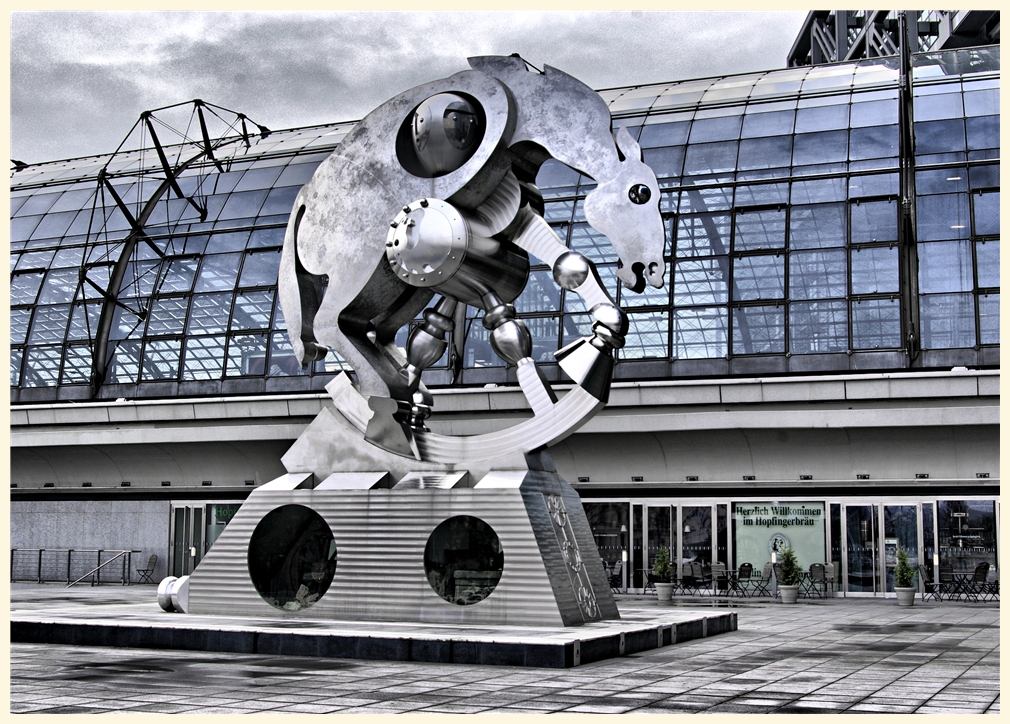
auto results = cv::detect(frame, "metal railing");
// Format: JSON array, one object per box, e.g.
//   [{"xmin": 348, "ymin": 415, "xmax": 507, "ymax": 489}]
[{"xmin": 10, "ymin": 548, "xmax": 140, "ymax": 586}]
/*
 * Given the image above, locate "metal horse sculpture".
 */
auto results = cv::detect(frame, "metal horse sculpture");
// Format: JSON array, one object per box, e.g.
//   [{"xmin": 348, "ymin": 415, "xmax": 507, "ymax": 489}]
[{"xmin": 279, "ymin": 55, "xmax": 665, "ymax": 463}]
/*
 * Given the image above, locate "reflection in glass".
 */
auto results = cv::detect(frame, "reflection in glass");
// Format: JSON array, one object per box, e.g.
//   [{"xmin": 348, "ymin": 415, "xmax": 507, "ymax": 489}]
[
  {"xmin": 851, "ymin": 298, "xmax": 900, "ymax": 349},
  {"xmin": 424, "ymin": 516, "xmax": 503, "ymax": 606},
  {"xmin": 938, "ymin": 500, "xmax": 997, "ymax": 572},
  {"xmin": 920, "ymin": 293, "xmax": 976, "ymax": 349},
  {"xmin": 883, "ymin": 505, "xmax": 918, "ymax": 591},
  {"xmin": 682, "ymin": 506, "xmax": 712, "ymax": 566},
  {"xmin": 247, "ymin": 504, "xmax": 337, "ymax": 611},
  {"xmin": 846, "ymin": 505, "xmax": 877, "ymax": 593}
]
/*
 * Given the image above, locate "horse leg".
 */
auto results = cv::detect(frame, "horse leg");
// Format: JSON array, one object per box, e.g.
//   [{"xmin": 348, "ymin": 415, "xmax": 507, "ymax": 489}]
[{"xmin": 508, "ymin": 207, "xmax": 626, "ymax": 401}]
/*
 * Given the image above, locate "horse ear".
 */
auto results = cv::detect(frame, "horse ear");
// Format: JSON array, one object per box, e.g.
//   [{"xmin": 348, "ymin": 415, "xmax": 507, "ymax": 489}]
[{"xmin": 614, "ymin": 126, "xmax": 643, "ymax": 162}]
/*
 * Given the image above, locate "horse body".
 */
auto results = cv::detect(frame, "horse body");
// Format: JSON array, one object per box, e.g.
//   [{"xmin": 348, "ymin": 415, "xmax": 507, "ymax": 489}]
[{"xmin": 279, "ymin": 56, "xmax": 665, "ymax": 457}]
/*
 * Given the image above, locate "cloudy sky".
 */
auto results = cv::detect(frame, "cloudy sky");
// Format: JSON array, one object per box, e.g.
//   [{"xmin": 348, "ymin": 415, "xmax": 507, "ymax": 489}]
[{"xmin": 12, "ymin": 11, "xmax": 808, "ymax": 164}]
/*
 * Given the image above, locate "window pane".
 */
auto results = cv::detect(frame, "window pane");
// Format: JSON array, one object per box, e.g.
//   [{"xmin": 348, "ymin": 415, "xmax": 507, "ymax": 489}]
[
  {"xmin": 513, "ymin": 269, "xmax": 560, "ymax": 314},
  {"xmin": 536, "ymin": 159, "xmax": 579, "ymax": 197},
  {"xmin": 194, "ymin": 253, "xmax": 242, "ymax": 292},
  {"xmin": 741, "ymin": 109, "xmax": 795, "ymax": 138},
  {"xmin": 119, "ymin": 260, "xmax": 160, "ymax": 298},
  {"xmin": 851, "ymin": 246, "xmax": 899, "ymax": 294},
  {"xmin": 188, "ymin": 293, "xmax": 233, "ymax": 334},
  {"xmin": 920, "ymin": 293, "xmax": 975, "ymax": 349},
  {"xmin": 206, "ymin": 231, "xmax": 249, "ymax": 253},
  {"xmin": 914, "ymin": 119, "xmax": 966, "ymax": 155},
  {"xmin": 732, "ymin": 255, "xmax": 784, "ymax": 301},
  {"xmin": 10, "ymin": 349, "xmax": 22, "ymax": 386},
  {"xmin": 918, "ymin": 240, "xmax": 974, "ymax": 294},
  {"xmin": 914, "ymin": 92, "xmax": 963, "ymax": 121},
  {"xmin": 789, "ymin": 203, "xmax": 846, "ymax": 249},
  {"xmin": 791, "ymin": 178, "xmax": 847, "ymax": 204},
  {"xmin": 52, "ymin": 247, "xmax": 85, "ymax": 268},
  {"xmin": 11, "ymin": 308, "xmax": 32, "ymax": 344},
  {"xmin": 257, "ymin": 186, "xmax": 300, "ymax": 217},
  {"xmin": 688, "ymin": 115, "xmax": 741, "ymax": 143},
  {"xmin": 639, "ymin": 121, "xmax": 690, "ymax": 147},
  {"xmin": 268, "ymin": 332, "xmax": 309, "ymax": 377},
  {"xmin": 851, "ymin": 200, "xmax": 898, "ymax": 243},
  {"xmin": 620, "ymin": 311, "xmax": 668, "ymax": 359},
  {"xmin": 973, "ymin": 192, "xmax": 999, "ymax": 236},
  {"xmin": 733, "ymin": 305, "xmax": 784, "ymax": 354},
  {"xmin": 673, "ymin": 258, "xmax": 729, "ymax": 305},
  {"xmin": 790, "ymin": 300, "xmax": 848, "ymax": 354},
  {"xmin": 147, "ymin": 297, "xmax": 190, "ymax": 336},
  {"xmin": 523, "ymin": 316, "xmax": 560, "ymax": 363},
  {"xmin": 110, "ymin": 300, "xmax": 144, "ymax": 340},
  {"xmin": 61, "ymin": 345, "xmax": 92, "ymax": 384},
  {"xmin": 29, "ymin": 210, "xmax": 77, "ymax": 241},
  {"xmin": 226, "ymin": 334, "xmax": 268, "ymax": 376},
  {"xmin": 141, "ymin": 339, "xmax": 182, "ymax": 381},
  {"xmin": 67, "ymin": 302, "xmax": 102, "ymax": 341},
  {"xmin": 675, "ymin": 214, "xmax": 730, "ymax": 257},
  {"xmin": 248, "ymin": 226, "xmax": 286, "ymax": 248},
  {"xmin": 917, "ymin": 193, "xmax": 971, "ymax": 241},
  {"xmin": 969, "ymin": 164, "xmax": 999, "ymax": 190},
  {"xmin": 560, "ymin": 313, "xmax": 593, "ymax": 348},
  {"xmin": 238, "ymin": 250, "xmax": 281, "ymax": 288},
  {"xmin": 734, "ymin": 208, "xmax": 785, "ymax": 251},
  {"xmin": 850, "ymin": 99, "xmax": 898, "ymax": 127},
  {"xmin": 233, "ymin": 166, "xmax": 283, "ymax": 192},
  {"xmin": 849, "ymin": 125, "xmax": 898, "ymax": 160},
  {"xmin": 28, "ymin": 305, "xmax": 71, "ymax": 344},
  {"xmin": 966, "ymin": 116, "xmax": 999, "ymax": 151},
  {"xmin": 976, "ymin": 240, "xmax": 999, "ymax": 288},
  {"xmin": 795, "ymin": 104, "xmax": 849, "ymax": 133},
  {"xmin": 790, "ymin": 250, "xmax": 847, "ymax": 300},
  {"xmin": 979, "ymin": 293, "xmax": 999, "ymax": 344},
  {"xmin": 159, "ymin": 258, "xmax": 199, "ymax": 293},
  {"xmin": 916, "ymin": 168, "xmax": 967, "ymax": 194},
  {"xmin": 217, "ymin": 190, "xmax": 268, "ymax": 220},
  {"xmin": 569, "ymin": 223, "xmax": 615, "ymax": 263},
  {"xmin": 673, "ymin": 307, "xmax": 727, "ymax": 358},
  {"xmin": 793, "ymin": 130, "xmax": 848, "ymax": 165},
  {"xmin": 22, "ymin": 346, "xmax": 63, "ymax": 387},
  {"xmin": 38, "ymin": 269, "xmax": 79, "ymax": 305},
  {"xmin": 678, "ymin": 186, "xmax": 733, "ymax": 213},
  {"xmin": 182, "ymin": 335, "xmax": 226, "ymax": 380},
  {"xmin": 641, "ymin": 146, "xmax": 686, "ymax": 179},
  {"xmin": 107, "ymin": 340, "xmax": 141, "ymax": 384},
  {"xmin": 277, "ymin": 162, "xmax": 322, "ymax": 186},
  {"xmin": 848, "ymin": 173, "xmax": 899, "ymax": 198},
  {"xmin": 683, "ymin": 141, "xmax": 738, "ymax": 175},
  {"xmin": 16, "ymin": 249, "xmax": 55, "ymax": 270},
  {"xmin": 852, "ymin": 298, "xmax": 900, "ymax": 349},
  {"xmin": 736, "ymin": 182, "xmax": 788, "ymax": 207},
  {"xmin": 737, "ymin": 136, "xmax": 792, "ymax": 171},
  {"xmin": 964, "ymin": 88, "xmax": 999, "ymax": 117},
  {"xmin": 231, "ymin": 291, "xmax": 276, "ymax": 331}
]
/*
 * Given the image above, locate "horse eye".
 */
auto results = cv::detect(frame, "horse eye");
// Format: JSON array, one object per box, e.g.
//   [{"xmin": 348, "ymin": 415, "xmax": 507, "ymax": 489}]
[{"xmin": 628, "ymin": 184, "xmax": 651, "ymax": 205}]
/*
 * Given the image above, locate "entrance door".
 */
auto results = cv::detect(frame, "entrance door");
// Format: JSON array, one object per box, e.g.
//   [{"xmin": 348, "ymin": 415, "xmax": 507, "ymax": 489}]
[
  {"xmin": 170, "ymin": 505, "xmax": 203, "ymax": 577},
  {"xmin": 844, "ymin": 504, "xmax": 879, "ymax": 593}
]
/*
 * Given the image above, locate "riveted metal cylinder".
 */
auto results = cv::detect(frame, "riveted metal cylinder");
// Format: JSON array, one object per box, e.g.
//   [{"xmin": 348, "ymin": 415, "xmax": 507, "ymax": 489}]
[{"xmin": 386, "ymin": 198, "xmax": 528, "ymax": 306}]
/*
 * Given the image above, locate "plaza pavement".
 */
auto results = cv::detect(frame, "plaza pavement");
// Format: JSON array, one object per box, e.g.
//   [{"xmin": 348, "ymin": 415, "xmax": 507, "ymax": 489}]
[{"xmin": 9, "ymin": 586, "xmax": 1000, "ymax": 714}]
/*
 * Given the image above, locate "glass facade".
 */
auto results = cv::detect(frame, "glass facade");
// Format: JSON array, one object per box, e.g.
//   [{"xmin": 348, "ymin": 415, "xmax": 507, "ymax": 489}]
[
  {"xmin": 10, "ymin": 47, "xmax": 999, "ymax": 402},
  {"xmin": 583, "ymin": 495, "xmax": 998, "ymax": 596}
]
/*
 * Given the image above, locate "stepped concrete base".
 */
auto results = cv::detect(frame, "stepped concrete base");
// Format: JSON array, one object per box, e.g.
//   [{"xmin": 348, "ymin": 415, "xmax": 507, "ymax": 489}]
[{"xmin": 12, "ymin": 599, "xmax": 736, "ymax": 669}]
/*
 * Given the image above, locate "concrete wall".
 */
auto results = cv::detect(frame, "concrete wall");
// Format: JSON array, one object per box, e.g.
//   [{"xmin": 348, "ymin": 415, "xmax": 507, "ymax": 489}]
[{"xmin": 10, "ymin": 500, "xmax": 171, "ymax": 583}]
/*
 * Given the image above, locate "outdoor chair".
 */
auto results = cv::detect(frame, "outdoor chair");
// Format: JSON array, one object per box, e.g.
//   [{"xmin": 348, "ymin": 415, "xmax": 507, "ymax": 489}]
[
  {"xmin": 918, "ymin": 564, "xmax": 942, "ymax": 602},
  {"xmin": 807, "ymin": 563, "xmax": 827, "ymax": 598},
  {"xmin": 938, "ymin": 564, "xmax": 957, "ymax": 599},
  {"xmin": 749, "ymin": 562, "xmax": 773, "ymax": 597},
  {"xmin": 609, "ymin": 561, "xmax": 623, "ymax": 592},
  {"xmin": 711, "ymin": 561, "xmax": 728, "ymax": 594},
  {"xmin": 964, "ymin": 562, "xmax": 990, "ymax": 602},
  {"xmin": 984, "ymin": 568, "xmax": 999, "ymax": 601},
  {"xmin": 735, "ymin": 562, "xmax": 754, "ymax": 597},
  {"xmin": 823, "ymin": 562, "xmax": 836, "ymax": 595},
  {"xmin": 645, "ymin": 571, "xmax": 657, "ymax": 594},
  {"xmin": 136, "ymin": 554, "xmax": 157, "ymax": 584}
]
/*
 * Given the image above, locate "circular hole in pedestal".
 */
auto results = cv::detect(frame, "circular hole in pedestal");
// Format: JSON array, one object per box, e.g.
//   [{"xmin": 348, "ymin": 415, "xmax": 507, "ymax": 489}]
[
  {"xmin": 248, "ymin": 504, "xmax": 336, "ymax": 611},
  {"xmin": 424, "ymin": 515, "xmax": 504, "ymax": 605}
]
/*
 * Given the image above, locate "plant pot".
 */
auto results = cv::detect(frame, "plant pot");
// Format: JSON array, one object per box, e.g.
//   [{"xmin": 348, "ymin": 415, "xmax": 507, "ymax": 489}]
[
  {"xmin": 656, "ymin": 582, "xmax": 674, "ymax": 602},
  {"xmin": 779, "ymin": 584, "xmax": 800, "ymax": 604},
  {"xmin": 895, "ymin": 587, "xmax": 917, "ymax": 606}
]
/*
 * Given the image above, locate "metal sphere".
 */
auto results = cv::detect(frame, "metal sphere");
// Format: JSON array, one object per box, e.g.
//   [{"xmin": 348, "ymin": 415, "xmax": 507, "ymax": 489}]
[
  {"xmin": 412, "ymin": 93, "xmax": 481, "ymax": 176},
  {"xmin": 553, "ymin": 251, "xmax": 591, "ymax": 290}
]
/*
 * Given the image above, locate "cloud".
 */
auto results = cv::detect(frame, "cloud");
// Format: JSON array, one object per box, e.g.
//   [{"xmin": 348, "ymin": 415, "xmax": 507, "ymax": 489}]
[{"xmin": 11, "ymin": 11, "xmax": 806, "ymax": 164}]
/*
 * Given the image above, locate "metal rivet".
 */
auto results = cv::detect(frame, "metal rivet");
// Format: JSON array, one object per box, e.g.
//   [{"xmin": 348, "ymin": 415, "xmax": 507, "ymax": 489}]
[
  {"xmin": 402, "ymin": 206, "xmax": 410, "ymax": 213},
  {"xmin": 420, "ymin": 199, "xmax": 429, "ymax": 207},
  {"xmin": 390, "ymin": 221, "xmax": 398, "ymax": 228}
]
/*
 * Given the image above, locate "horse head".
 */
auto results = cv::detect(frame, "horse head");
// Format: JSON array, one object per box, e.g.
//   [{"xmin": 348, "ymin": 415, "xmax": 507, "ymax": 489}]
[{"xmin": 582, "ymin": 127, "xmax": 665, "ymax": 293}]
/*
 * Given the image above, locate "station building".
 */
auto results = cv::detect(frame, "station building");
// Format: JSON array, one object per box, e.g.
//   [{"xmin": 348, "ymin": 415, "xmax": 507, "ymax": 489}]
[{"xmin": 11, "ymin": 11, "xmax": 999, "ymax": 596}]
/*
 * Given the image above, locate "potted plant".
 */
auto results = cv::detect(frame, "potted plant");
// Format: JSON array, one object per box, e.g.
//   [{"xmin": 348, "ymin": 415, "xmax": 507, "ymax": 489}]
[
  {"xmin": 653, "ymin": 547, "xmax": 674, "ymax": 602},
  {"xmin": 893, "ymin": 547, "xmax": 917, "ymax": 606},
  {"xmin": 777, "ymin": 545, "xmax": 802, "ymax": 604}
]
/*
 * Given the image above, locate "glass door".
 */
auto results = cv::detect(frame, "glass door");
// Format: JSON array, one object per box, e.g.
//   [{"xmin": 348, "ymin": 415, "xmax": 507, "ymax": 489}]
[
  {"xmin": 844, "ymin": 504, "xmax": 878, "ymax": 593},
  {"xmin": 883, "ymin": 505, "xmax": 919, "ymax": 593},
  {"xmin": 682, "ymin": 505, "xmax": 714, "ymax": 572},
  {"xmin": 646, "ymin": 505, "xmax": 676, "ymax": 584},
  {"xmin": 170, "ymin": 505, "xmax": 203, "ymax": 577}
]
